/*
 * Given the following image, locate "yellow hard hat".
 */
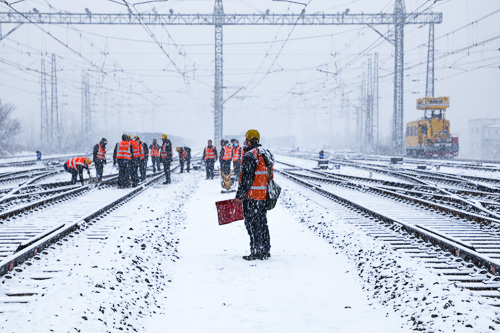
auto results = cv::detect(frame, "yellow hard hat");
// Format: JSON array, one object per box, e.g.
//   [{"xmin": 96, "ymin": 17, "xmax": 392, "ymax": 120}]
[
  {"xmin": 161, "ymin": 134, "xmax": 167, "ymax": 139},
  {"xmin": 176, "ymin": 147, "xmax": 180, "ymax": 152},
  {"xmin": 127, "ymin": 135, "xmax": 131, "ymax": 140},
  {"xmin": 245, "ymin": 129, "xmax": 260, "ymax": 143},
  {"xmin": 85, "ymin": 158, "xmax": 92, "ymax": 165},
  {"xmin": 134, "ymin": 136, "xmax": 139, "ymax": 140}
]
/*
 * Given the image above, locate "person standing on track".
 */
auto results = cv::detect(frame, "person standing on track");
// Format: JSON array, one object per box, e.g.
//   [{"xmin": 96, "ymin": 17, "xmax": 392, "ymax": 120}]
[
  {"xmin": 92, "ymin": 138, "xmax": 107, "ymax": 181},
  {"xmin": 113, "ymin": 134, "xmax": 133, "ymax": 188},
  {"xmin": 202, "ymin": 139, "xmax": 217, "ymax": 180},
  {"xmin": 149, "ymin": 138, "xmax": 161, "ymax": 173},
  {"xmin": 64, "ymin": 157, "xmax": 92, "ymax": 185},
  {"xmin": 219, "ymin": 139, "xmax": 232, "ymax": 175},
  {"xmin": 232, "ymin": 139, "xmax": 243, "ymax": 180},
  {"xmin": 160, "ymin": 134, "xmax": 173, "ymax": 184},
  {"xmin": 234, "ymin": 129, "xmax": 274, "ymax": 261}
]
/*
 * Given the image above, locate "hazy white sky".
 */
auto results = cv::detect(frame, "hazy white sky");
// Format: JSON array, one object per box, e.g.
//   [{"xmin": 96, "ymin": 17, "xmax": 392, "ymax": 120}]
[{"xmin": 0, "ymin": 0, "xmax": 499, "ymax": 153}]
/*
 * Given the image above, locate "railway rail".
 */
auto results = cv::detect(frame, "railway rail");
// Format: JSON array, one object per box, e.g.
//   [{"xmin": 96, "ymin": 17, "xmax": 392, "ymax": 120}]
[
  {"xmin": 276, "ymin": 160, "xmax": 500, "ymax": 305},
  {"xmin": 0, "ymin": 165, "xmax": 175, "ymax": 277}
]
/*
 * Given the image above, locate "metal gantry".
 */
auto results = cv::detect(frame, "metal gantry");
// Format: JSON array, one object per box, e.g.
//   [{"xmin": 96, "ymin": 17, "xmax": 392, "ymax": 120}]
[{"xmin": 0, "ymin": 0, "xmax": 441, "ymax": 151}]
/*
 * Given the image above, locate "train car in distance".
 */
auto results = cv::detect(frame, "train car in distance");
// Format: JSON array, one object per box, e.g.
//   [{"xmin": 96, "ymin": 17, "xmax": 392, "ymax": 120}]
[{"xmin": 405, "ymin": 97, "xmax": 459, "ymax": 158}]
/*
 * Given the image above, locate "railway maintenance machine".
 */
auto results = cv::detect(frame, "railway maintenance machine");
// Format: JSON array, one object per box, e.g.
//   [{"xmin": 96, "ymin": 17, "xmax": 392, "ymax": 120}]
[{"xmin": 405, "ymin": 97, "xmax": 459, "ymax": 158}]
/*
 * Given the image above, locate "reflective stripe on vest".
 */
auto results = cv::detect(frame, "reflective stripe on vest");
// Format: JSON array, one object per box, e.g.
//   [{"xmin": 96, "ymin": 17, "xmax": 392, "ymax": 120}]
[
  {"xmin": 97, "ymin": 144, "xmax": 106, "ymax": 160},
  {"xmin": 67, "ymin": 157, "xmax": 86, "ymax": 170},
  {"xmin": 222, "ymin": 145, "xmax": 232, "ymax": 160},
  {"xmin": 116, "ymin": 141, "xmax": 131, "ymax": 160},
  {"xmin": 131, "ymin": 140, "xmax": 140, "ymax": 158},
  {"xmin": 150, "ymin": 144, "xmax": 160, "ymax": 157},
  {"xmin": 245, "ymin": 148, "xmax": 271, "ymax": 201},
  {"xmin": 160, "ymin": 142, "xmax": 171, "ymax": 158},
  {"xmin": 232, "ymin": 146, "xmax": 242, "ymax": 162},
  {"xmin": 205, "ymin": 147, "xmax": 215, "ymax": 160},
  {"xmin": 138, "ymin": 142, "xmax": 145, "ymax": 160}
]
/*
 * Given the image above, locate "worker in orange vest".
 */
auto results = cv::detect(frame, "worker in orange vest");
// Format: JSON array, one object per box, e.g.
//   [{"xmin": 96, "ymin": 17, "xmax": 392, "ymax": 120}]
[
  {"xmin": 92, "ymin": 138, "xmax": 107, "ymax": 181},
  {"xmin": 219, "ymin": 139, "xmax": 232, "ymax": 175},
  {"xmin": 64, "ymin": 157, "xmax": 92, "ymax": 185},
  {"xmin": 135, "ymin": 136, "xmax": 148, "ymax": 182},
  {"xmin": 113, "ymin": 134, "xmax": 133, "ymax": 188},
  {"xmin": 232, "ymin": 139, "xmax": 243, "ymax": 180},
  {"xmin": 160, "ymin": 134, "xmax": 173, "ymax": 184},
  {"xmin": 234, "ymin": 129, "xmax": 274, "ymax": 261},
  {"xmin": 202, "ymin": 139, "xmax": 217, "ymax": 179},
  {"xmin": 149, "ymin": 138, "xmax": 161, "ymax": 173}
]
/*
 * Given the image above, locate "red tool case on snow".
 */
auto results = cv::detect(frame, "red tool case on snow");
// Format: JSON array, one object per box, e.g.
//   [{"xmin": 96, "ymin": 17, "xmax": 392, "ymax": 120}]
[{"xmin": 215, "ymin": 199, "xmax": 244, "ymax": 225}]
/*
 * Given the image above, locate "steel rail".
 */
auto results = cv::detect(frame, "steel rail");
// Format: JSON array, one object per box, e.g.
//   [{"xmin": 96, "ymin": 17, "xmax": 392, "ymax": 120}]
[{"xmin": 277, "ymin": 166, "xmax": 500, "ymax": 276}]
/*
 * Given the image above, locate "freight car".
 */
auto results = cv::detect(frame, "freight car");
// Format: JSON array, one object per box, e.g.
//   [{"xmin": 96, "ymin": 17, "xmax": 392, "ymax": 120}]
[{"xmin": 405, "ymin": 97, "xmax": 459, "ymax": 158}]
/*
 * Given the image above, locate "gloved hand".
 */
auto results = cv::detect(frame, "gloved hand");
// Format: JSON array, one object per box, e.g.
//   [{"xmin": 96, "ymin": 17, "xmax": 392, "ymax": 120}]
[
  {"xmin": 113, "ymin": 162, "xmax": 116, "ymax": 167},
  {"xmin": 104, "ymin": 160, "xmax": 107, "ymax": 165}
]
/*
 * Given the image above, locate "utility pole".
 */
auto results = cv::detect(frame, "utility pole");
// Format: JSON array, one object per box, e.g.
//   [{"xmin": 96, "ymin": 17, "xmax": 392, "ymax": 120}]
[
  {"xmin": 366, "ymin": 58, "xmax": 374, "ymax": 152},
  {"xmin": 393, "ymin": 0, "xmax": 405, "ymax": 155},
  {"xmin": 50, "ymin": 54, "xmax": 59, "ymax": 148},
  {"xmin": 213, "ymin": 0, "xmax": 224, "ymax": 145},
  {"xmin": 40, "ymin": 58, "xmax": 48, "ymax": 148},
  {"xmin": 374, "ymin": 52, "xmax": 379, "ymax": 149},
  {"xmin": 426, "ymin": 23, "xmax": 435, "ymax": 97},
  {"xmin": 81, "ymin": 71, "xmax": 91, "ymax": 143}
]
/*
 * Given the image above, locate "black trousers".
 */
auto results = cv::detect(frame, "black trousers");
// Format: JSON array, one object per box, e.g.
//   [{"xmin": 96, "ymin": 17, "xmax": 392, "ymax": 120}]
[
  {"xmin": 139, "ymin": 159, "xmax": 147, "ymax": 181},
  {"xmin": 205, "ymin": 159, "xmax": 215, "ymax": 179},
  {"xmin": 151, "ymin": 156, "xmax": 161, "ymax": 173},
  {"xmin": 161, "ymin": 159, "xmax": 171, "ymax": 183},
  {"xmin": 95, "ymin": 161, "xmax": 104, "ymax": 180},
  {"xmin": 64, "ymin": 163, "xmax": 80, "ymax": 185},
  {"xmin": 179, "ymin": 158, "xmax": 191, "ymax": 173},
  {"xmin": 117, "ymin": 159, "xmax": 129, "ymax": 187},
  {"xmin": 243, "ymin": 199, "xmax": 270, "ymax": 256},
  {"xmin": 220, "ymin": 159, "xmax": 231, "ymax": 175},
  {"xmin": 233, "ymin": 161, "xmax": 241, "ymax": 180},
  {"xmin": 129, "ymin": 159, "xmax": 139, "ymax": 186}
]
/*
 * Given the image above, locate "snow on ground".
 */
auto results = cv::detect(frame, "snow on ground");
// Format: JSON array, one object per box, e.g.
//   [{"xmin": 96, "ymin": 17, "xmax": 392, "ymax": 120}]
[
  {"xmin": 145, "ymin": 174, "xmax": 408, "ymax": 333},
  {"xmin": 1, "ymin": 168, "xmax": 499, "ymax": 332}
]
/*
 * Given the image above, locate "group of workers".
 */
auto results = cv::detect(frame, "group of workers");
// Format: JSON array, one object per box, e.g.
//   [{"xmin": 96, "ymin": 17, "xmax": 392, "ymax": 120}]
[
  {"xmin": 201, "ymin": 138, "xmax": 243, "ymax": 180},
  {"xmin": 63, "ymin": 129, "xmax": 274, "ymax": 261}
]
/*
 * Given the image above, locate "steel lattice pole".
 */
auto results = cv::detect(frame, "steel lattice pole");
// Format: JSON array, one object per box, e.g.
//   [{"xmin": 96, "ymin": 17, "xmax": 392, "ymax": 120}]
[
  {"xmin": 213, "ymin": 0, "xmax": 224, "ymax": 145},
  {"xmin": 425, "ymin": 23, "xmax": 435, "ymax": 97},
  {"xmin": 393, "ymin": 0, "xmax": 405, "ymax": 155},
  {"xmin": 40, "ymin": 58, "xmax": 48, "ymax": 148}
]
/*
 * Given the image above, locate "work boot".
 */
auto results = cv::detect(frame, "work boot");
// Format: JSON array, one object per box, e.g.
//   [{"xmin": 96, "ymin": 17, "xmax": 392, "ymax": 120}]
[{"xmin": 242, "ymin": 254, "xmax": 264, "ymax": 261}]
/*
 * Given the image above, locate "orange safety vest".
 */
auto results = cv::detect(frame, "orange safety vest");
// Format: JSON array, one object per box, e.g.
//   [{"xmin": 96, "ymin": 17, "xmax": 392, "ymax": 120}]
[
  {"xmin": 232, "ymin": 146, "xmax": 243, "ymax": 162},
  {"xmin": 67, "ymin": 156, "xmax": 86, "ymax": 170},
  {"xmin": 150, "ymin": 144, "xmax": 160, "ymax": 157},
  {"xmin": 138, "ymin": 142, "xmax": 145, "ymax": 160},
  {"xmin": 160, "ymin": 142, "xmax": 171, "ymax": 159},
  {"xmin": 222, "ymin": 145, "xmax": 232, "ymax": 161},
  {"xmin": 180, "ymin": 150, "xmax": 188, "ymax": 159},
  {"xmin": 116, "ymin": 141, "xmax": 131, "ymax": 160},
  {"xmin": 96, "ymin": 144, "xmax": 106, "ymax": 160},
  {"xmin": 204, "ymin": 147, "xmax": 215, "ymax": 160},
  {"xmin": 242, "ymin": 148, "xmax": 271, "ymax": 201},
  {"xmin": 130, "ymin": 140, "xmax": 140, "ymax": 159}
]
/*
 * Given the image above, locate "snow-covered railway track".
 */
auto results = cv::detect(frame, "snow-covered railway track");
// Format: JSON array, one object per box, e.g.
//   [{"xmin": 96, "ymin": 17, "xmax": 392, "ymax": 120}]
[
  {"xmin": 277, "ymin": 164, "xmax": 500, "ymax": 304},
  {"xmin": 0, "ymin": 172, "xmax": 122, "ymax": 217},
  {"xmin": 0, "ymin": 171, "xmax": 166, "ymax": 277}
]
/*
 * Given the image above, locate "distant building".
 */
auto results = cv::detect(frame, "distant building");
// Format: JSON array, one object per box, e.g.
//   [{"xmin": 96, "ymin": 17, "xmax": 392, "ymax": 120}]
[{"xmin": 468, "ymin": 119, "xmax": 500, "ymax": 160}]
